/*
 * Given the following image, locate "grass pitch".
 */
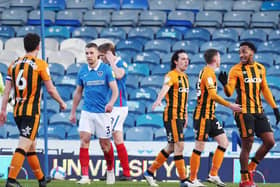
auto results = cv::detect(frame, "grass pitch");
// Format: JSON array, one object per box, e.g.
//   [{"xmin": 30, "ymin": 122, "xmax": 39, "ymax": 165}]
[{"xmin": 0, "ymin": 180, "xmax": 280, "ymax": 187}]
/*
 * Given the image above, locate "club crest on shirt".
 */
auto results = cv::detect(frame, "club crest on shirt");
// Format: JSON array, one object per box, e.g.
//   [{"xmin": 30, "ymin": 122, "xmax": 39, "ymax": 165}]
[{"xmin": 97, "ymin": 71, "xmax": 103, "ymax": 77}]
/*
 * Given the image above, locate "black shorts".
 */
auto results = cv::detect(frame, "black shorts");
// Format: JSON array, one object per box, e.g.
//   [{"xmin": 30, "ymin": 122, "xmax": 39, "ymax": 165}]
[
  {"xmin": 164, "ymin": 119, "xmax": 185, "ymax": 143},
  {"xmin": 235, "ymin": 113, "xmax": 273, "ymax": 138},
  {"xmin": 193, "ymin": 117, "xmax": 224, "ymax": 141},
  {"xmin": 15, "ymin": 115, "xmax": 40, "ymax": 140}
]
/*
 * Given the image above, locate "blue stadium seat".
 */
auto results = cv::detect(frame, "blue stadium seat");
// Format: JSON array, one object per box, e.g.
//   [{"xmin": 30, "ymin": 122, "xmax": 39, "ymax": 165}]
[
  {"xmin": 100, "ymin": 27, "xmax": 126, "ymax": 41},
  {"xmin": 38, "ymin": 126, "xmax": 66, "ymax": 139},
  {"xmin": 115, "ymin": 50, "xmax": 134, "ymax": 64},
  {"xmin": 6, "ymin": 124, "xmax": 19, "ymax": 138},
  {"xmin": 154, "ymin": 128, "xmax": 167, "ymax": 141},
  {"xmin": 60, "ymin": 38, "xmax": 86, "ymax": 63},
  {"xmin": 221, "ymin": 53, "xmax": 240, "ymax": 65},
  {"xmin": 41, "ymin": 99, "xmax": 60, "ymax": 118},
  {"xmin": 1, "ymin": 9, "xmax": 28, "ymax": 25},
  {"xmin": 0, "ymin": 0, "xmax": 10, "ymax": 11},
  {"xmin": 94, "ymin": 0, "xmax": 120, "ymax": 10},
  {"xmin": 261, "ymin": 1, "xmax": 280, "ymax": 11},
  {"xmin": 184, "ymin": 28, "xmax": 211, "ymax": 45},
  {"xmin": 195, "ymin": 11, "xmax": 222, "ymax": 28},
  {"xmin": 27, "ymin": 10, "xmax": 55, "ymax": 26},
  {"xmin": 55, "ymin": 10, "xmax": 82, "ymax": 26},
  {"xmin": 144, "ymin": 40, "xmax": 171, "ymax": 55},
  {"xmin": 134, "ymin": 51, "xmax": 161, "ymax": 67},
  {"xmin": 166, "ymin": 11, "xmax": 194, "ymax": 28},
  {"xmin": 232, "ymin": 0, "xmax": 262, "ymax": 12},
  {"xmin": 127, "ymin": 27, "xmax": 154, "ymax": 44},
  {"xmin": 116, "ymin": 39, "xmax": 143, "ymax": 53},
  {"xmin": 49, "ymin": 112, "xmax": 73, "ymax": 128},
  {"xmin": 16, "ymin": 26, "xmax": 40, "ymax": 37},
  {"xmin": 160, "ymin": 53, "xmax": 173, "ymax": 64},
  {"xmin": 44, "ymin": 38, "xmax": 59, "ymax": 52},
  {"xmin": 274, "ymin": 129, "xmax": 280, "ymax": 141},
  {"xmin": 136, "ymin": 114, "xmax": 163, "ymax": 129},
  {"xmin": 215, "ymin": 105, "xmax": 232, "ymax": 123},
  {"xmin": 126, "ymin": 75, "xmax": 140, "ymax": 91},
  {"xmin": 176, "ymin": 0, "xmax": 203, "ymax": 13},
  {"xmin": 67, "ymin": 126, "xmax": 80, "ymax": 139},
  {"xmin": 124, "ymin": 114, "xmax": 136, "ymax": 128},
  {"xmin": 267, "ymin": 75, "xmax": 280, "ymax": 87},
  {"xmin": 0, "ymin": 62, "xmax": 8, "ymax": 78},
  {"xmin": 129, "ymin": 88, "xmax": 157, "ymax": 103},
  {"xmin": 83, "ymin": 9, "xmax": 111, "ymax": 27},
  {"xmin": 146, "ymin": 101, "xmax": 166, "ymax": 114},
  {"xmin": 212, "ymin": 28, "xmax": 239, "ymax": 44},
  {"xmin": 186, "ymin": 64, "xmax": 204, "ymax": 76},
  {"xmin": 0, "ymin": 26, "xmax": 15, "ymax": 41},
  {"xmin": 200, "ymin": 41, "xmax": 228, "ymax": 55},
  {"xmin": 121, "ymin": 0, "xmax": 148, "ymax": 10},
  {"xmin": 187, "ymin": 99, "xmax": 197, "ymax": 112},
  {"xmin": 258, "ymin": 41, "xmax": 280, "ymax": 56},
  {"xmin": 64, "ymin": 100, "xmax": 83, "ymax": 114},
  {"xmin": 191, "ymin": 53, "xmax": 205, "ymax": 65},
  {"xmin": 269, "ymin": 30, "xmax": 280, "ymax": 42},
  {"xmin": 41, "ymin": 0, "xmax": 65, "ymax": 11},
  {"xmin": 0, "ymin": 49, "xmax": 20, "ymax": 65},
  {"xmin": 270, "ymin": 143, "xmax": 280, "ymax": 153},
  {"xmin": 184, "ymin": 128, "xmax": 195, "ymax": 141},
  {"xmin": 10, "ymin": 0, "xmax": 37, "ymax": 11},
  {"xmin": 55, "ymin": 77, "xmax": 76, "ymax": 100},
  {"xmin": 0, "ymin": 126, "xmax": 8, "ymax": 139},
  {"xmin": 254, "ymin": 53, "xmax": 273, "ymax": 68},
  {"xmin": 127, "ymin": 101, "xmax": 146, "ymax": 115},
  {"xmin": 65, "ymin": 0, "xmax": 92, "ymax": 11},
  {"xmin": 151, "ymin": 64, "xmax": 169, "ymax": 76},
  {"xmin": 48, "ymin": 62, "xmax": 65, "ymax": 82},
  {"xmin": 223, "ymin": 11, "xmax": 251, "ymax": 28},
  {"xmin": 140, "ymin": 75, "xmax": 163, "ymax": 90},
  {"xmin": 172, "ymin": 40, "xmax": 199, "ymax": 55},
  {"xmin": 45, "ymin": 26, "xmax": 71, "ymax": 41},
  {"xmin": 228, "ymin": 42, "xmax": 241, "ymax": 54},
  {"xmin": 251, "ymin": 12, "xmax": 279, "ymax": 29},
  {"xmin": 66, "ymin": 63, "xmax": 85, "ymax": 79},
  {"xmin": 125, "ymin": 127, "xmax": 154, "ymax": 141},
  {"xmin": 72, "ymin": 27, "xmax": 98, "ymax": 41},
  {"xmin": 149, "ymin": 0, "xmax": 175, "ymax": 12},
  {"xmin": 139, "ymin": 11, "xmax": 167, "ymax": 27},
  {"xmin": 204, "ymin": 0, "xmax": 232, "ymax": 12},
  {"xmin": 111, "ymin": 10, "xmax": 139, "ymax": 27},
  {"xmin": 5, "ymin": 38, "xmax": 25, "ymax": 56},
  {"xmin": 6, "ymin": 112, "xmax": 16, "ymax": 125},
  {"xmin": 240, "ymin": 29, "xmax": 267, "ymax": 47},
  {"xmin": 155, "ymin": 28, "xmax": 183, "ymax": 43},
  {"xmin": 128, "ymin": 63, "xmax": 150, "ymax": 78}
]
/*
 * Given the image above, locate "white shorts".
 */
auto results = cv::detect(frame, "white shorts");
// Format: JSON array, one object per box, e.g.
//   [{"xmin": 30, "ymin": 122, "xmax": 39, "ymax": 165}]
[
  {"xmin": 78, "ymin": 110, "xmax": 112, "ymax": 139},
  {"xmin": 110, "ymin": 106, "xmax": 128, "ymax": 132}
]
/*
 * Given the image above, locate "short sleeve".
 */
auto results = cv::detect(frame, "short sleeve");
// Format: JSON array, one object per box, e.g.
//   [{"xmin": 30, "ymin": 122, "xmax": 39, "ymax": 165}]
[
  {"xmin": 107, "ymin": 66, "xmax": 116, "ymax": 82},
  {"xmin": 163, "ymin": 72, "xmax": 174, "ymax": 86},
  {"xmin": 118, "ymin": 60, "xmax": 128, "ymax": 75},
  {"xmin": 203, "ymin": 71, "xmax": 216, "ymax": 90},
  {"xmin": 39, "ymin": 60, "xmax": 51, "ymax": 81}
]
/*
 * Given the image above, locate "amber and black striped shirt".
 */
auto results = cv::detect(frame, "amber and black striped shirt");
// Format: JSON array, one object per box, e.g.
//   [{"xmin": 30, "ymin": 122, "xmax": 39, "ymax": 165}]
[
  {"xmin": 163, "ymin": 69, "xmax": 189, "ymax": 122},
  {"xmin": 225, "ymin": 61, "xmax": 276, "ymax": 114},
  {"xmin": 7, "ymin": 55, "xmax": 51, "ymax": 117},
  {"xmin": 194, "ymin": 66, "xmax": 230, "ymax": 120}
]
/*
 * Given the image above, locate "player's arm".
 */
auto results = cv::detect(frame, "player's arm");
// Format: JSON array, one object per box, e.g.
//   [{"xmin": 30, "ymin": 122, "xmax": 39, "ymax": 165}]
[
  {"xmin": 184, "ymin": 90, "xmax": 189, "ymax": 128},
  {"xmin": 70, "ymin": 85, "xmax": 83, "ymax": 124},
  {"xmin": 218, "ymin": 69, "xmax": 237, "ymax": 97},
  {"xmin": 152, "ymin": 84, "xmax": 170, "ymax": 111},
  {"xmin": 106, "ymin": 51, "xmax": 125, "ymax": 79},
  {"xmin": 106, "ymin": 80, "xmax": 118, "ymax": 112},
  {"xmin": 44, "ymin": 80, "xmax": 66, "ymax": 110},
  {"xmin": 0, "ymin": 79, "xmax": 12, "ymax": 125}
]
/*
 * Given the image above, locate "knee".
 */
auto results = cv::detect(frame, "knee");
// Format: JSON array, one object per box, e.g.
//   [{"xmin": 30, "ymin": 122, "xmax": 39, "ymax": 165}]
[
  {"xmin": 265, "ymin": 139, "xmax": 275, "ymax": 149},
  {"xmin": 219, "ymin": 138, "xmax": 229, "ymax": 149},
  {"xmin": 80, "ymin": 138, "xmax": 90, "ymax": 148},
  {"xmin": 100, "ymin": 141, "xmax": 111, "ymax": 153},
  {"xmin": 113, "ymin": 132, "xmax": 124, "ymax": 145}
]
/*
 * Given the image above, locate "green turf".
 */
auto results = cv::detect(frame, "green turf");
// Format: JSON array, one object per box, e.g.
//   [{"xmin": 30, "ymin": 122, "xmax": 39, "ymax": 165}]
[{"xmin": 0, "ymin": 180, "xmax": 280, "ymax": 187}]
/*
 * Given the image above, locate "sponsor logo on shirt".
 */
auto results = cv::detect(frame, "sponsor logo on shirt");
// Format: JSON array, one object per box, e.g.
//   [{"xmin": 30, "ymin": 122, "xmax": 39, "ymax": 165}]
[
  {"xmin": 86, "ymin": 80, "xmax": 105, "ymax": 86},
  {"xmin": 244, "ymin": 77, "xmax": 262, "ymax": 83}
]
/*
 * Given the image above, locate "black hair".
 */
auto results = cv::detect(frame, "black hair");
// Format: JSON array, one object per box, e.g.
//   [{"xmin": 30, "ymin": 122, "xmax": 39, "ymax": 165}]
[
  {"xmin": 24, "ymin": 33, "xmax": 40, "ymax": 52},
  {"xmin": 85, "ymin": 42, "xmax": 98, "ymax": 49},
  {"xmin": 240, "ymin": 41, "xmax": 257, "ymax": 53},
  {"xmin": 170, "ymin": 49, "xmax": 187, "ymax": 70},
  {"xmin": 204, "ymin": 49, "xmax": 219, "ymax": 64}
]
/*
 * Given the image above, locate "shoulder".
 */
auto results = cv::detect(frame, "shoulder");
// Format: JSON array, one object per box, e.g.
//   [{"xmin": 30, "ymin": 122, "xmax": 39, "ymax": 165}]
[{"xmin": 255, "ymin": 61, "xmax": 265, "ymax": 70}]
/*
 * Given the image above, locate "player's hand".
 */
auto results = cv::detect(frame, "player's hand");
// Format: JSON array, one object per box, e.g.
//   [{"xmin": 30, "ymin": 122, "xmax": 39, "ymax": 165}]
[
  {"xmin": 152, "ymin": 100, "xmax": 161, "ymax": 111},
  {"xmin": 69, "ymin": 113, "xmax": 76, "ymax": 125},
  {"xmin": 105, "ymin": 103, "xmax": 113, "ymax": 113},
  {"xmin": 0, "ymin": 111, "xmax": 7, "ymax": 126},
  {"xmin": 60, "ymin": 102, "xmax": 67, "ymax": 111},
  {"xmin": 229, "ymin": 103, "xmax": 242, "ymax": 112},
  {"xmin": 105, "ymin": 51, "xmax": 115, "ymax": 65},
  {"xmin": 273, "ymin": 108, "xmax": 280, "ymax": 125},
  {"xmin": 184, "ymin": 113, "xmax": 188, "ymax": 128},
  {"xmin": 218, "ymin": 71, "xmax": 228, "ymax": 86}
]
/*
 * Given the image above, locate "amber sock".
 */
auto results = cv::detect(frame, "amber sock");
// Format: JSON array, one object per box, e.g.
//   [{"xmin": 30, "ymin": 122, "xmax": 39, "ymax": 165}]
[
  {"xmin": 8, "ymin": 148, "xmax": 26, "ymax": 180},
  {"xmin": 148, "ymin": 149, "xmax": 169, "ymax": 174},
  {"xmin": 210, "ymin": 146, "xmax": 226, "ymax": 176},
  {"xmin": 248, "ymin": 157, "xmax": 259, "ymax": 172},
  {"xmin": 174, "ymin": 155, "xmax": 187, "ymax": 180},
  {"xmin": 27, "ymin": 152, "xmax": 44, "ymax": 180},
  {"xmin": 190, "ymin": 149, "xmax": 201, "ymax": 181}
]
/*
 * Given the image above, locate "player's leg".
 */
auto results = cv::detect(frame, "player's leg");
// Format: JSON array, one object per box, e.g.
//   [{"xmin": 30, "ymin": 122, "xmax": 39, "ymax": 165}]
[
  {"xmin": 96, "ymin": 113, "xmax": 115, "ymax": 184},
  {"xmin": 235, "ymin": 113, "xmax": 255, "ymax": 186},
  {"xmin": 111, "ymin": 107, "xmax": 130, "ymax": 179},
  {"xmin": 207, "ymin": 119, "xmax": 228, "ymax": 187},
  {"xmin": 77, "ymin": 111, "xmax": 93, "ymax": 184},
  {"xmin": 248, "ymin": 114, "xmax": 274, "ymax": 180}
]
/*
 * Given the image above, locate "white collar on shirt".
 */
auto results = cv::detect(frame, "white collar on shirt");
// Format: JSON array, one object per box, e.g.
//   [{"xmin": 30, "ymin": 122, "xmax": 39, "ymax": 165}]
[{"xmin": 88, "ymin": 60, "xmax": 101, "ymax": 71}]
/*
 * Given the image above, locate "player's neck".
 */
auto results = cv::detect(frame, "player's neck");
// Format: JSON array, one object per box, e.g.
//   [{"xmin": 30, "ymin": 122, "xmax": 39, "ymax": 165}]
[
  {"xmin": 207, "ymin": 63, "xmax": 217, "ymax": 71},
  {"xmin": 25, "ymin": 50, "xmax": 38, "ymax": 58}
]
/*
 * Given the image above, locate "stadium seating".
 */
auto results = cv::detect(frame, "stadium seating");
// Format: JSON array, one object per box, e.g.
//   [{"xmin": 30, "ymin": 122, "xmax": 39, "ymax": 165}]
[
  {"xmin": 127, "ymin": 27, "xmax": 154, "ymax": 44},
  {"xmin": 27, "ymin": 10, "xmax": 56, "ymax": 26},
  {"xmin": 176, "ymin": 0, "xmax": 203, "ymax": 13},
  {"xmin": 223, "ymin": 11, "xmax": 251, "ymax": 28},
  {"xmin": 116, "ymin": 39, "xmax": 143, "ymax": 53},
  {"xmin": 195, "ymin": 11, "xmax": 223, "ymax": 28},
  {"xmin": 6, "ymin": 124, "xmax": 19, "ymax": 138},
  {"xmin": 45, "ymin": 26, "xmax": 71, "ymax": 41},
  {"xmin": 129, "ymin": 88, "xmax": 157, "ymax": 104},
  {"xmin": 140, "ymin": 75, "xmax": 163, "ymax": 90},
  {"xmin": 66, "ymin": 63, "xmax": 85, "ymax": 79},
  {"xmin": 154, "ymin": 128, "xmax": 167, "ymax": 141},
  {"xmin": 125, "ymin": 127, "xmax": 154, "ymax": 141},
  {"xmin": 16, "ymin": 26, "xmax": 40, "ymax": 37},
  {"xmin": 134, "ymin": 51, "xmax": 160, "ymax": 68},
  {"xmin": 100, "ymin": 27, "xmax": 126, "ymax": 40},
  {"xmin": 67, "ymin": 126, "xmax": 80, "ymax": 139},
  {"xmin": 232, "ymin": 0, "xmax": 262, "ymax": 12},
  {"xmin": 94, "ymin": 0, "xmax": 120, "ymax": 10},
  {"xmin": 240, "ymin": 29, "xmax": 267, "ymax": 46},
  {"xmin": 172, "ymin": 40, "xmax": 199, "ymax": 54},
  {"xmin": 261, "ymin": 1, "xmax": 280, "ymax": 11},
  {"xmin": 151, "ymin": 64, "xmax": 169, "ymax": 76},
  {"xmin": 144, "ymin": 39, "xmax": 171, "ymax": 55},
  {"xmin": 124, "ymin": 114, "xmax": 136, "ymax": 128},
  {"xmin": 5, "ymin": 37, "xmax": 25, "ymax": 56},
  {"xmin": 0, "ymin": 50, "xmax": 21, "ymax": 65},
  {"xmin": 1, "ymin": 9, "xmax": 28, "ymax": 26},
  {"xmin": 251, "ymin": 11, "xmax": 279, "ymax": 29},
  {"xmin": 184, "ymin": 28, "xmax": 211, "ymax": 45},
  {"xmin": 0, "ymin": 26, "xmax": 15, "ymax": 41},
  {"xmin": 38, "ymin": 125, "xmax": 66, "ymax": 139},
  {"xmin": 149, "ymin": 0, "xmax": 175, "ymax": 12},
  {"xmin": 0, "ymin": 126, "xmax": 8, "ymax": 139},
  {"xmin": 204, "ymin": 0, "xmax": 232, "ymax": 12},
  {"xmin": 127, "ymin": 63, "xmax": 150, "ymax": 78},
  {"xmin": 55, "ymin": 10, "xmax": 83, "ymax": 27},
  {"xmin": 111, "ymin": 10, "xmax": 139, "ymax": 27},
  {"xmin": 72, "ymin": 27, "xmax": 98, "ymax": 41},
  {"xmin": 127, "ymin": 100, "xmax": 146, "ymax": 116},
  {"xmin": 41, "ymin": 0, "xmax": 66, "ymax": 11},
  {"xmin": 139, "ymin": 11, "xmax": 166, "ymax": 27},
  {"xmin": 65, "ymin": 0, "xmax": 93, "ymax": 11},
  {"xmin": 121, "ymin": 0, "xmax": 148, "ymax": 10},
  {"xmin": 83, "ymin": 9, "xmax": 111, "ymax": 27},
  {"xmin": 47, "ymin": 50, "xmax": 75, "ymax": 69},
  {"xmin": 60, "ymin": 38, "xmax": 86, "ymax": 62},
  {"xmin": 155, "ymin": 28, "xmax": 183, "ymax": 43},
  {"xmin": 212, "ymin": 28, "xmax": 239, "ymax": 44},
  {"xmin": 184, "ymin": 128, "xmax": 195, "ymax": 141},
  {"xmin": 166, "ymin": 11, "xmax": 194, "ymax": 28}
]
